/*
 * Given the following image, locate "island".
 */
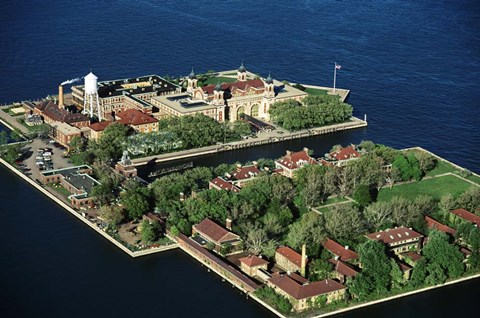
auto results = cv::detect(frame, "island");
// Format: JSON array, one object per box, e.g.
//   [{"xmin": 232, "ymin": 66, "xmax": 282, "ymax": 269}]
[{"xmin": 0, "ymin": 66, "xmax": 479, "ymax": 317}]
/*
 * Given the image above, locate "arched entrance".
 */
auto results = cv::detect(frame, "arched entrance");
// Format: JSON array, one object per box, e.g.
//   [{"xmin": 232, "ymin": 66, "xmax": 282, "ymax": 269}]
[
  {"xmin": 236, "ymin": 106, "xmax": 245, "ymax": 120},
  {"xmin": 250, "ymin": 104, "xmax": 259, "ymax": 117}
]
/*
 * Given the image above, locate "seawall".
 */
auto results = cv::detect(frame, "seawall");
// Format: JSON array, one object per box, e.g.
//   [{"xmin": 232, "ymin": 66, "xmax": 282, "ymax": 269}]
[
  {"xmin": 132, "ymin": 117, "xmax": 367, "ymax": 166},
  {"xmin": 0, "ymin": 157, "xmax": 179, "ymax": 257}
]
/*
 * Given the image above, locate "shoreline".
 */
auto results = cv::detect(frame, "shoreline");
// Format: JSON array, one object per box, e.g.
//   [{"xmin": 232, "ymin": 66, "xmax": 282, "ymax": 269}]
[
  {"xmin": 0, "ymin": 157, "xmax": 179, "ymax": 258},
  {"xmin": 2, "ymin": 142, "xmax": 479, "ymax": 317}
]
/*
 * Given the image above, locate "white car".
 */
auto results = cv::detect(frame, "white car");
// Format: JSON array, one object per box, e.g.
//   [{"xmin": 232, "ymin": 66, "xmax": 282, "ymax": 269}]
[{"xmin": 43, "ymin": 152, "xmax": 52, "ymax": 157}]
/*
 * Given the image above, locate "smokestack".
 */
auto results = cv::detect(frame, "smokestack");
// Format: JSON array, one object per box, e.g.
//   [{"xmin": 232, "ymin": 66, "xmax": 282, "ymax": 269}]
[
  {"xmin": 58, "ymin": 85, "xmax": 64, "ymax": 108},
  {"xmin": 225, "ymin": 218, "xmax": 232, "ymax": 230},
  {"xmin": 300, "ymin": 244, "xmax": 307, "ymax": 277}
]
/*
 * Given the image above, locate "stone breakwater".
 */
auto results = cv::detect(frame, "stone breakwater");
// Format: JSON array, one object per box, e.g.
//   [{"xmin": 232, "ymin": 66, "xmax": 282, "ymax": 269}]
[{"xmin": 0, "ymin": 157, "xmax": 178, "ymax": 257}]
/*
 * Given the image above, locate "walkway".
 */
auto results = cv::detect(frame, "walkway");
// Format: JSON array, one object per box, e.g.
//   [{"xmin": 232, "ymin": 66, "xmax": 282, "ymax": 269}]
[{"xmin": 0, "ymin": 109, "xmax": 30, "ymax": 134}]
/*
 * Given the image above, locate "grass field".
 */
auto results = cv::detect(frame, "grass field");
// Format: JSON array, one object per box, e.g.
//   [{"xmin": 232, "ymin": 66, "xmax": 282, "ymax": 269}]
[
  {"xmin": 201, "ymin": 76, "xmax": 238, "ymax": 86},
  {"xmin": 377, "ymin": 174, "xmax": 475, "ymax": 201},
  {"xmin": 305, "ymin": 87, "xmax": 329, "ymax": 96},
  {"xmin": 426, "ymin": 159, "xmax": 459, "ymax": 177}
]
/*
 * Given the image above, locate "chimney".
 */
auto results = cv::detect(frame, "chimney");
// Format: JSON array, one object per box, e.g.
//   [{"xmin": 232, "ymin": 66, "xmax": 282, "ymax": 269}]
[
  {"xmin": 300, "ymin": 244, "xmax": 307, "ymax": 277},
  {"xmin": 225, "ymin": 218, "xmax": 232, "ymax": 230},
  {"xmin": 303, "ymin": 147, "xmax": 309, "ymax": 154},
  {"xmin": 286, "ymin": 150, "xmax": 292, "ymax": 159},
  {"xmin": 345, "ymin": 245, "xmax": 349, "ymax": 250},
  {"xmin": 58, "ymin": 85, "xmax": 64, "ymax": 108},
  {"xmin": 252, "ymin": 161, "xmax": 258, "ymax": 167}
]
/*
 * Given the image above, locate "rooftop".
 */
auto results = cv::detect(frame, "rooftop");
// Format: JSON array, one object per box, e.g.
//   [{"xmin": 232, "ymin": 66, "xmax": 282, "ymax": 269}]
[
  {"xmin": 193, "ymin": 218, "xmax": 240, "ymax": 244},
  {"xmin": 210, "ymin": 177, "xmax": 240, "ymax": 193},
  {"xmin": 276, "ymin": 246, "xmax": 306, "ymax": 267},
  {"xmin": 328, "ymin": 259, "xmax": 359, "ymax": 277},
  {"xmin": 74, "ymin": 75, "xmax": 180, "ymax": 98},
  {"xmin": 450, "ymin": 208, "xmax": 480, "ymax": 227},
  {"xmin": 425, "ymin": 216, "xmax": 457, "ymax": 236},
  {"xmin": 276, "ymin": 148, "xmax": 317, "ymax": 170},
  {"xmin": 36, "ymin": 101, "xmax": 89, "ymax": 124},
  {"xmin": 322, "ymin": 238, "xmax": 359, "ymax": 261},
  {"xmin": 52, "ymin": 122, "xmax": 81, "ymax": 136},
  {"xmin": 117, "ymin": 109, "xmax": 158, "ymax": 126},
  {"xmin": 269, "ymin": 273, "xmax": 346, "ymax": 300},
  {"xmin": 239, "ymin": 255, "xmax": 269, "ymax": 267},
  {"xmin": 41, "ymin": 165, "xmax": 99, "ymax": 195},
  {"xmin": 230, "ymin": 164, "xmax": 261, "ymax": 181},
  {"xmin": 152, "ymin": 93, "xmax": 217, "ymax": 114},
  {"xmin": 366, "ymin": 227, "xmax": 424, "ymax": 245},
  {"xmin": 89, "ymin": 121, "xmax": 113, "ymax": 132},
  {"xmin": 328, "ymin": 145, "xmax": 361, "ymax": 161}
]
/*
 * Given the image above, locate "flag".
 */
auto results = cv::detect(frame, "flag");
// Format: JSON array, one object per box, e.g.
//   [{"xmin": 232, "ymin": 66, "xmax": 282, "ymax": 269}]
[{"xmin": 335, "ymin": 64, "xmax": 342, "ymax": 70}]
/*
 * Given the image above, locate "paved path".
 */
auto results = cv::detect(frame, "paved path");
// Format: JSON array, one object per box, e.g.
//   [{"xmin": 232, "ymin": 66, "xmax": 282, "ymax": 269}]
[{"xmin": 0, "ymin": 109, "xmax": 29, "ymax": 134}]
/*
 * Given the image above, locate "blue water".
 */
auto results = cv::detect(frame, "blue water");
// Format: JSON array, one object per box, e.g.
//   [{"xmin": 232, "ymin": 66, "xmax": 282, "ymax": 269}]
[{"xmin": 1, "ymin": 0, "xmax": 479, "ymax": 317}]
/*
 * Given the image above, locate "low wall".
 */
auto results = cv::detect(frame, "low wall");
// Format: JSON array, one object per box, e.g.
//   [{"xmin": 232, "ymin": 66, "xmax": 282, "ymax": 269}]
[{"xmin": 176, "ymin": 233, "xmax": 259, "ymax": 293}]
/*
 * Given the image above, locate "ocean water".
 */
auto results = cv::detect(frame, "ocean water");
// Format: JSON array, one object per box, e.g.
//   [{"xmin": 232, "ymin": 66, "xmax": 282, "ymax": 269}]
[{"xmin": 0, "ymin": 0, "xmax": 479, "ymax": 317}]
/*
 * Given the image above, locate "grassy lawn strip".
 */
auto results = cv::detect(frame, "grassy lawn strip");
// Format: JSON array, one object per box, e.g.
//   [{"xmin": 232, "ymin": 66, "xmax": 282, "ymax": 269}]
[
  {"xmin": 425, "ymin": 159, "xmax": 459, "ymax": 177},
  {"xmin": 377, "ymin": 174, "xmax": 474, "ymax": 201},
  {"xmin": 47, "ymin": 183, "xmax": 72, "ymax": 199},
  {"xmin": 305, "ymin": 87, "xmax": 328, "ymax": 96},
  {"xmin": 202, "ymin": 76, "xmax": 238, "ymax": 85},
  {"xmin": 463, "ymin": 173, "xmax": 480, "ymax": 185}
]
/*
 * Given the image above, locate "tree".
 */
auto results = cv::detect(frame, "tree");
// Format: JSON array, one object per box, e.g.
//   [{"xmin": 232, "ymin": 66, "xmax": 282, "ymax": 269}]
[
  {"xmin": 413, "ymin": 195, "xmax": 436, "ymax": 216},
  {"xmin": 363, "ymin": 201, "xmax": 392, "ymax": 230},
  {"xmin": 141, "ymin": 219, "xmax": 161, "ymax": 244},
  {"xmin": 457, "ymin": 186, "xmax": 480, "ymax": 212},
  {"xmin": 121, "ymin": 187, "xmax": 151, "ymax": 220},
  {"xmin": 286, "ymin": 212, "xmax": 325, "ymax": 251},
  {"xmin": 245, "ymin": 227, "xmax": 268, "ymax": 255},
  {"xmin": 324, "ymin": 204, "xmax": 366, "ymax": 242},
  {"xmin": 390, "ymin": 259, "xmax": 405, "ymax": 289},
  {"xmin": 91, "ymin": 123, "xmax": 129, "ymax": 162},
  {"xmin": 359, "ymin": 140, "xmax": 376, "ymax": 153},
  {"xmin": 423, "ymin": 230, "xmax": 464, "ymax": 279},
  {"xmin": 308, "ymin": 259, "xmax": 333, "ymax": 281},
  {"xmin": 409, "ymin": 258, "xmax": 427, "ymax": 288},
  {"xmin": 231, "ymin": 120, "xmax": 252, "ymax": 137},
  {"xmin": 354, "ymin": 240, "xmax": 392, "ymax": 295},
  {"xmin": 417, "ymin": 152, "xmax": 436, "ymax": 173},
  {"xmin": 353, "ymin": 184, "xmax": 372, "ymax": 207},
  {"xmin": 392, "ymin": 155, "xmax": 412, "ymax": 181},
  {"xmin": 99, "ymin": 205, "xmax": 125, "ymax": 228},
  {"xmin": 91, "ymin": 182, "xmax": 115, "ymax": 206},
  {"xmin": 438, "ymin": 193, "xmax": 456, "ymax": 212},
  {"xmin": 0, "ymin": 131, "xmax": 8, "ymax": 146}
]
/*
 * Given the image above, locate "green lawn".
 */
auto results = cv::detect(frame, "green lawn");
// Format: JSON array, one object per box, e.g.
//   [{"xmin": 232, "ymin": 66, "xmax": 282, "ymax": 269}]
[
  {"xmin": 464, "ymin": 173, "xmax": 480, "ymax": 185},
  {"xmin": 304, "ymin": 87, "xmax": 329, "ymax": 96},
  {"xmin": 47, "ymin": 183, "xmax": 72, "ymax": 199},
  {"xmin": 377, "ymin": 175, "xmax": 475, "ymax": 201},
  {"xmin": 426, "ymin": 159, "xmax": 459, "ymax": 177},
  {"xmin": 201, "ymin": 76, "xmax": 238, "ymax": 86}
]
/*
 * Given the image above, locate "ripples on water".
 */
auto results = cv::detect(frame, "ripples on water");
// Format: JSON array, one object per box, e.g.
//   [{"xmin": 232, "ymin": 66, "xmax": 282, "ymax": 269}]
[{"xmin": 0, "ymin": 1, "xmax": 479, "ymax": 317}]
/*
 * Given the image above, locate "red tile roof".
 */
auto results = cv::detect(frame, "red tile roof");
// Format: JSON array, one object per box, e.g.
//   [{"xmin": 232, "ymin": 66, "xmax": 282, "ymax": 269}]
[
  {"xmin": 239, "ymin": 255, "xmax": 269, "ymax": 267},
  {"xmin": 231, "ymin": 165, "xmax": 261, "ymax": 181},
  {"xmin": 276, "ymin": 149, "xmax": 317, "ymax": 170},
  {"xmin": 425, "ymin": 216, "xmax": 457, "ymax": 236},
  {"xmin": 202, "ymin": 79, "xmax": 265, "ymax": 95},
  {"xmin": 193, "ymin": 218, "xmax": 240, "ymax": 244},
  {"xmin": 89, "ymin": 121, "xmax": 113, "ymax": 132},
  {"xmin": 450, "ymin": 209, "xmax": 480, "ymax": 227},
  {"xmin": 322, "ymin": 238, "xmax": 359, "ymax": 261},
  {"xmin": 117, "ymin": 109, "xmax": 158, "ymax": 126},
  {"xmin": 36, "ymin": 101, "xmax": 89, "ymax": 124},
  {"xmin": 276, "ymin": 246, "xmax": 306, "ymax": 267},
  {"xmin": 269, "ymin": 274, "xmax": 346, "ymax": 300},
  {"xmin": 401, "ymin": 251, "xmax": 422, "ymax": 262},
  {"xmin": 328, "ymin": 259, "xmax": 359, "ymax": 277},
  {"xmin": 329, "ymin": 145, "xmax": 361, "ymax": 161},
  {"xmin": 366, "ymin": 227, "xmax": 424, "ymax": 244},
  {"xmin": 460, "ymin": 247, "xmax": 472, "ymax": 256},
  {"xmin": 209, "ymin": 177, "xmax": 240, "ymax": 193},
  {"xmin": 397, "ymin": 261, "xmax": 412, "ymax": 272}
]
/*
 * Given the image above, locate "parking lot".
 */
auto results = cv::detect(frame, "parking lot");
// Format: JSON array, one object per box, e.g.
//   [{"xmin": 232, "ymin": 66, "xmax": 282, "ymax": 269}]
[{"xmin": 21, "ymin": 139, "xmax": 73, "ymax": 181}]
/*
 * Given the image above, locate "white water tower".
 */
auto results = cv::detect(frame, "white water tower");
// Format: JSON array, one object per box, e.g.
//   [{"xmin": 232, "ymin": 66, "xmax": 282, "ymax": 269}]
[{"xmin": 83, "ymin": 72, "xmax": 101, "ymax": 119}]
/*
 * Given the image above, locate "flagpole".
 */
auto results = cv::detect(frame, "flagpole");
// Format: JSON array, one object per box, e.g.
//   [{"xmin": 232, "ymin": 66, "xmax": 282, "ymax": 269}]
[{"xmin": 333, "ymin": 62, "xmax": 337, "ymax": 94}]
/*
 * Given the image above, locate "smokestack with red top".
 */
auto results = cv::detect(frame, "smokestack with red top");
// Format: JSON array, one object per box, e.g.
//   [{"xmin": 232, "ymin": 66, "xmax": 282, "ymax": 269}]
[{"xmin": 58, "ymin": 85, "xmax": 64, "ymax": 108}]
